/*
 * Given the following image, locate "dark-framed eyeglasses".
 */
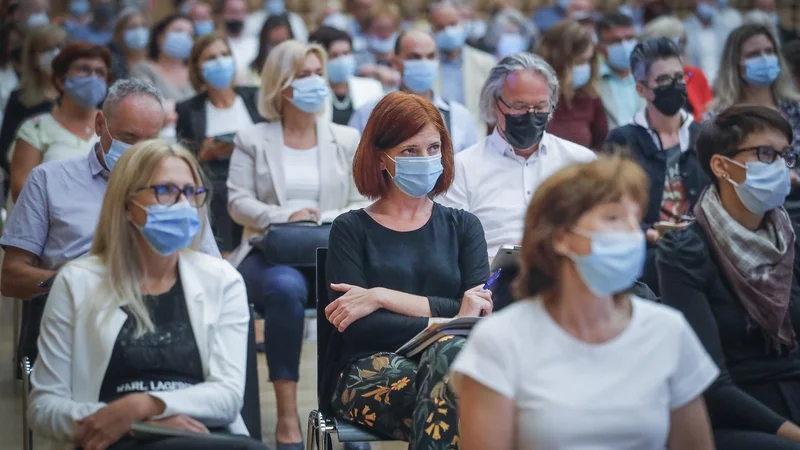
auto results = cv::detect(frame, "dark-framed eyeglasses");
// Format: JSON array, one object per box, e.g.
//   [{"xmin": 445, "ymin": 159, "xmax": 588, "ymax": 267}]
[
  {"xmin": 652, "ymin": 72, "xmax": 691, "ymax": 88},
  {"xmin": 135, "ymin": 183, "xmax": 208, "ymax": 207},
  {"xmin": 726, "ymin": 145, "xmax": 798, "ymax": 168},
  {"xmin": 496, "ymin": 95, "xmax": 549, "ymax": 115}
]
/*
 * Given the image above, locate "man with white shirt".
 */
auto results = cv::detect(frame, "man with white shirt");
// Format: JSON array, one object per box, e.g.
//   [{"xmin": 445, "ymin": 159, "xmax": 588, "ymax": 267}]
[
  {"xmin": 348, "ymin": 29, "xmax": 478, "ymax": 153},
  {"xmin": 438, "ymin": 53, "xmax": 597, "ymax": 309},
  {"xmin": 220, "ymin": 0, "xmax": 260, "ymax": 78}
]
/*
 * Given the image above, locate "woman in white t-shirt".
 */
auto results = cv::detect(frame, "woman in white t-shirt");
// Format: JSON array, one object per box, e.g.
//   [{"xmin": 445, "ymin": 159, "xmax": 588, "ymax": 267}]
[{"xmin": 451, "ymin": 156, "xmax": 719, "ymax": 450}]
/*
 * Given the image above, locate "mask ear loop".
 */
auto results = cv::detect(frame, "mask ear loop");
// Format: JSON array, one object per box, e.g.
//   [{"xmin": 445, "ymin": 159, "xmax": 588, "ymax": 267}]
[{"xmin": 719, "ymin": 155, "xmax": 746, "ymax": 186}]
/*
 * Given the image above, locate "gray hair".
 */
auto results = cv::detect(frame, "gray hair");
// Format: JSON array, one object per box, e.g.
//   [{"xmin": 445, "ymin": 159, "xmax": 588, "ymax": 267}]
[
  {"xmin": 479, "ymin": 52, "xmax": 559, "ymax": 126},
  {"xmin": 641, "ymin": 16, "xmax": 685, "ymax": 42},
  {"xmin": 103, "ymin": 79, "xmax": 166, "ymax": 119},
  {"xmin": 484, "ymin": 9, "xmax": 538, "ymax": 51},
  {"xmin": 630, "ymin": 37, "xmax": 683, "ymax": 83}
]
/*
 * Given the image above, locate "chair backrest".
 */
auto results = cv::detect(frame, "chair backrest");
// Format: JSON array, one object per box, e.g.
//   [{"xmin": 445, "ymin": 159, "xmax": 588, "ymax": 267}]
[
  {"xmin": 241, "ymin": 305, "xmax": 262, "ymax": 441},
  {"xmin": 315, "ymin": 247, "xmax": 336, "ymax": 415}
]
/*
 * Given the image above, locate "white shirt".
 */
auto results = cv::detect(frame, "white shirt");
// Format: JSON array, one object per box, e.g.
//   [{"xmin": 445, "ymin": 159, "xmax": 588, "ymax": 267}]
[
  {"xmin": 205, "ymin": 95, "xmax": 255, "ymax": 137},
  {"xmin": 281, "ymin": 145, "xmax": 320, "ymax": 213},
  {"xmin": 438, "ymin": 130, "xmax": 596, "ymax": 256},
  {"xmin": 451, "ymin": 297, "xmax": 719, "ymax": 450},
  {"xmin": 696, "ymin": 27, "xmax": 718, "ymax": 83},
  {"xmin": 227, "ymin": 35, "xmax": 259, "ymax": 78}
]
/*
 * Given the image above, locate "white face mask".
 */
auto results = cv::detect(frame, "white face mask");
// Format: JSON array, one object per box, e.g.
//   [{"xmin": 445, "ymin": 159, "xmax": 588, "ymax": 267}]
[{"xmin": 38, "ymin": 48, "xmax": 60, "ymax": 74}]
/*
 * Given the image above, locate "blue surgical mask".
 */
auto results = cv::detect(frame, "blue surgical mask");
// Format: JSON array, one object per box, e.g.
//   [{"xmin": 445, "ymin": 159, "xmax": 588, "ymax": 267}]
[
  {"xmin": 163, "ymin": 31, "xmax": 194, "ymax": 61},
  {"xmin": 435, "ymin": 25, "xmax": 467, "ymax": 52},
  {"xmin": 266, "ymin": 0, "xmax": 286, "ymax": 15},
  {"xmin": 202, "ymin": 56, "xmax": 236, "ymax": 89},
  {"xmin": 368, "ymin": 34, "xmax": 397, "ymax": 54},
  {"xmin": 743, "ymin": 54, "xmax": 781, "ymax": 87},
  {"xmin": 557, "ymin": 0, "xmax": 572, "ymax": 11},
  {"xmin": 606, "ymin": 39, "xmax": 637, "ymax": 71},
  {"xmin": 403, "ymin": 59, "xmax": 439, "ymax": 94},
  {"xmin": 568, "ymin": 229, "xmax": 646, "ymax": 296},
  {"xmin": 69, "ymin": 0, "xmax": 90, "ymax": 16},
  {"xmin": 27, "ymin": 12, "xmax": 50, "ymax": 28},
  {"xmin": 696, "ymin": 2, "xmax": 717, "ymax": 21},
  {"xmin": 102, "ymin": 118, "xmax": 133, "ymax": 171},
  {"xmin": 496, "ymin": 33, "xmax": 528, "ymax": 58},
  {"xmin": 572, "ymin": 63, "xmax": 592, "ymax": 89},
  {"xmin": 327, "ymin": 54, "xmax": 356, "ymax": 84},
  {"xmin": 387, "ymin": 154, "xmax": 444, "ymax": 198},
  {"xmin": 124, "ymin": 27, "xmax": 150, "ymax": 51},
  {"xmin": 134, "ymin": 202, "xmax": 201, "ymax": 256},
  {"xmin": 64, "ymin": 75, "xmax": 108, "ymax": 109},
  {"xmin": 289, "ymin": 75, "xmax": 329, "ymax": 113},
  {"xmin": 194, "ymin": 20, "xmax": 215, "ymax": 36},
  {"xmin": 723, "ymin": 156, "xmax": 791, "ymax": 214}
]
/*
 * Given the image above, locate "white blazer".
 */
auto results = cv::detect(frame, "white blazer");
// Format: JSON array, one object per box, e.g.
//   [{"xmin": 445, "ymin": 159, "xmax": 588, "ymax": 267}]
[
  {"xmin": 323, "ymin": 76, "xmax": 385, "ymax": 123},
  {"xmin": 226, "ymin": 119, "xmax": 369, "ymax": 266},
  {"xmin": 28, "ymin": 252, "xmax": 250, "ymax": 450},
  {"xmin": 433, "ymin": 45, "xmax": 496, "ymax": 134}
]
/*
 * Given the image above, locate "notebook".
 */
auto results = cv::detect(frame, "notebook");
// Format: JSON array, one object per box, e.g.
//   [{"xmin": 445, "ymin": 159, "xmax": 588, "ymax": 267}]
[{"xmin": 396, "ymin": 317, "xmax": 481, "ymax": 357}]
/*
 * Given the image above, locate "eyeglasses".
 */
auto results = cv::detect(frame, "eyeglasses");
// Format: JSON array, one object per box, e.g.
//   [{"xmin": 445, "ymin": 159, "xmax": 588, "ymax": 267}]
[
  {"xmin": 651, "ymin": 72, "xmax": 691, "ymax": 88},
  {"xmin": 135, "ymin": 183, "xmax": 208, "ymax": 207},
  {"xmin": 727, "ymin": 145, "xmax": 799, "ymax": 168},
  {"xmin": 496, "ymin": 96, "xmax": 549, "ymax": 115}
]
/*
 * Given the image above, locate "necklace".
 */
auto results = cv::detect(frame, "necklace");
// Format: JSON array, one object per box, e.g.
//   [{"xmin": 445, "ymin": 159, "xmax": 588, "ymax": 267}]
[{"xmin": 331, "ymin": 93, "xmax": 352, "ymax": 110}]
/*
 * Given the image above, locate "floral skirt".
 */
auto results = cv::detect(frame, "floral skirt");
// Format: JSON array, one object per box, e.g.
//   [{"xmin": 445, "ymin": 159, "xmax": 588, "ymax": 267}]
[{"xmin": 331, "ymin": 336, "xmax": 465, "ymax": 449}]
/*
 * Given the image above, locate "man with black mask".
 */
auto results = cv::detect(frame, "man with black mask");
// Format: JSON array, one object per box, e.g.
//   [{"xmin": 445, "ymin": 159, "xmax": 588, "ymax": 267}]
[
  {"xmin": 438, "ymin": 52, "xmax": 597, "ymax": 310},
  {"xmin": 221, "ymin": 0, "xmax": 258, "ymax": 78},
  {"xmin": 605, "ymin": 37, "xmax": 709, "ymax": 296}
]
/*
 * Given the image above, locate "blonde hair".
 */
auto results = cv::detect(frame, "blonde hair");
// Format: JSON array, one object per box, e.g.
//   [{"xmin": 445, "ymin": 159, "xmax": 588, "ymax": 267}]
[
  {"xmin": 641, "ymin": 16, "xmax": 684, "ymax": 42},
  {"xmin": 257, "ymin": 40, "xmax": 328, "ymax": 121},
  {"xmin": 89, "ymin": 140, "xmax": 209, "ymax": 336},
  {"xmin": 19, "ymin": 24, "xmax": 66, "ymax": 107}
]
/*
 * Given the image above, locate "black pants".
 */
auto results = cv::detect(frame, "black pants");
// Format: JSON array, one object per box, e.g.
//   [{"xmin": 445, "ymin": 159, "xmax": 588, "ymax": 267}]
[
  {"xmin": 715, "ymin": 430, "xmax": 800, "ymax": 449},
  {"xmin": 105, "ymin": 435, "xmax": 269, "ymax": 450}
]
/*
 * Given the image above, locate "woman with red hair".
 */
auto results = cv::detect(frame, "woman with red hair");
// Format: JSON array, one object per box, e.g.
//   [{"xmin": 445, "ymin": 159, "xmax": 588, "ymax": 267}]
[{"xmin": 324, "ymin": 91, "xmax": 491, "ymax": 447}]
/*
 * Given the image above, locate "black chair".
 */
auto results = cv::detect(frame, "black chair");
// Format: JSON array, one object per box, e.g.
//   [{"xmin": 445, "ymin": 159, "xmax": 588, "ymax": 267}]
[
  {"xmin": 243, "ymin": 305, "xmax": 263, "ymax": 441},
  {"xmin": 306, "ymin": 248, "xmax": 396, "ymax": 450}
]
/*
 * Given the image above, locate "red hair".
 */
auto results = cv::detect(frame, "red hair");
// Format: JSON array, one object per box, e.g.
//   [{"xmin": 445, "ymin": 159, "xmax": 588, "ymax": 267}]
[{"xmin": 353, "ymin": 92, "xmax": 455, "ymax": 199}]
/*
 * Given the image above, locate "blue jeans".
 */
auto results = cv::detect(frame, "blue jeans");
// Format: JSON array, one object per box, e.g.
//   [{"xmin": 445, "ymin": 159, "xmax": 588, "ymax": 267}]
[{"xmin": 238, "ymin": 252, "xmax": 307, "ymax": 382}]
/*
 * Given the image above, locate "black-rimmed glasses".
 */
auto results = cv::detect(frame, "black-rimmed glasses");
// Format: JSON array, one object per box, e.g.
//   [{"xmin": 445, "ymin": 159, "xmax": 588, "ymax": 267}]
[
  {"xmin": 135, "ymin": 183, "xmax": 208, "ymax": 207},
  {"xmin": 726, "ymin": 146, "xmax": 798, "ymax": 168}
]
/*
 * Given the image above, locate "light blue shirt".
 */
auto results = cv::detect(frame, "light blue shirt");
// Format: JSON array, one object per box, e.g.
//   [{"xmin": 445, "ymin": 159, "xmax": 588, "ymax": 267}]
[
  {"xmin": 532, "ymin": 5, "xmax": 567, "ymax": 33},
  {"xmin": 598, "ymin": 64, "xmax": 641, "ymax": 129},
  {"xmin": 0, "ymin": 147, "xmax": 220, "ymax": 270},
  {"xmin": 440, "ymin": 53, "xmax": 465, "ymax": 106},
  {"xmin": 67, "ymin": 23, "xmax": 113, "ymax": 46}
]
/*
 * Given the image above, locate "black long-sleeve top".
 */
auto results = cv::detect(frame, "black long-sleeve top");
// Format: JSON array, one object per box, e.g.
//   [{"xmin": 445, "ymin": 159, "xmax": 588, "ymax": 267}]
[
  {"xmin": 0, "ymin": 89, "xmax": 53, "ymax": 175},
  {"xmin": 323, "ymin": 203, "xmax": 489, "ymax": 398},
  {"xmin": 657, "ymin": 222, "xmax": 800, "ymax": 433}
]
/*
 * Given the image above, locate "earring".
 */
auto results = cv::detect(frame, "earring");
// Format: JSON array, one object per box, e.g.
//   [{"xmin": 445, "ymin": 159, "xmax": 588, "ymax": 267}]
[{"xmin": 721, "ymin": 173, "xmax": 728, "ymax": 179}]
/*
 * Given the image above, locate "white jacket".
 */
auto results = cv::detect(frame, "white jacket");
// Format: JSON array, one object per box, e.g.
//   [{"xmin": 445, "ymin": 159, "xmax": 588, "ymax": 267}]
[{"xmin": 28, "ymin": 251, "xmax": 250, "ymax": 450}]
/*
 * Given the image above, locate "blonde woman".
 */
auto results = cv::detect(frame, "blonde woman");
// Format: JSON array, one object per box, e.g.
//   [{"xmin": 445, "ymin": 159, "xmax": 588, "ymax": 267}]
[
  {"xmin": 227, "ymin": 39, "xmax": 366, "ymax": 448},
  {"xmin": 28, "ymin": 140, "xmax": 268, "ymax": 450},
  {"xmin": 0, "ymin": 24, "xmax": 65, "ymax": 172}
]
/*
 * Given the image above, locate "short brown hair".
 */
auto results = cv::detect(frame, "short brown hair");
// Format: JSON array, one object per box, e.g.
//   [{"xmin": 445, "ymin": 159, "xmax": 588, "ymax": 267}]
[
  {"xmin": 353, "ymin": 92, "xmax": 455, "ymax": 200},
  {"xmin": 515, "ymin": 157, "xmax": 649, "ymax": 299},
  {"xmin": 536, "ymin": 20, "xmax": 598, "ymax": 107},
  {"xmin": 188, "ymin": 32, "xmax": 231, "ymax": 91},
  {"xmin": 51, "ymin": 41, "xmax": 112, "ymax": 95}
]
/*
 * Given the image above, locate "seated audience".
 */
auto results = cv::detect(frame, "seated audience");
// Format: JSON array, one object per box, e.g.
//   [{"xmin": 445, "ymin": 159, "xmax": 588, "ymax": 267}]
[
  {"xmin": 349, "ymin": 29, "xmax": 478, "ymax": 154},
  {"xmin": 0, "ymin": 24, "xmax": 65, "ymax": 177},
  {"xmin": 605, "ymin": 37, "xmax": 708, "ymax": 296},
  {"xmin": 243, "ymin": 0, "xmax": 309, "ymax": 43},
  {"xmin": 533, "ymin": 0, "xmax": 594, "ymax": 33},
  {"xmin": 683, "ymin": 0, "xmax": 741, "ymax": 84},
  {"xmin": 657, "ymin": 105, "xmax": 800, "ymax": 449},
  {"xmin": 188, "ymin": 1, "xmax": 215, "ymax": 36},
  {"xmin": 220, "ymin": 0, "xmax": 258, "ymax": 82},
  {"xmin": 785, "ymin": 41, "xmax": 800, "ymax": 90},
  {"xmin": 483, "ymin": 8, "xmax": 536, "ymax": 59},
  {"xmin": 66, "ymin": 0, "xmax": 115, "ymax": 45},
  {"xmin": 357, "ymin": 2, "xmax": 402, "ymax": 89},
  {"xmin": 641, "ymin": 16, "xmax": 714, "ymax": 121},
  {"xmin": 177, "ymin": 33, "xmax": 262, "ymax": 257},
  {"xmin": 595, "ymin": 12, "xmax": 643, "ymax": 129},
  {"xmin": 750, "ymin": 0, "xmax": 798, "ymax": 45},
  {"xmin": 308, "ymin": 26, "xmax": 384, "ymax": 126},
  {"xmin": 0, "ymin": 79, "xmax": 220, "ymax": 301},
  {"xmin": 10, "ymin": 42, "xmax": 110, "ymax": 201},
  {"xmin": 109, "ymin": 6, "xmax": 151, "ymax": 81},
  {"xmin": 227, "ymin": 40, "xmax": 365, "ymax": 448},
  {"xmin": 537, "ymin": 20, "xmax": 608, "ymax": 151},
  {"xmin": 325, "ymin": 91, "xmax": 491, "ymax": 447},
  {"xmin": 453, "ymin": 156, "xmax": 718, "ymax": 450},
  {"xmin": 429, "ymin": 0, "xmax": 496, "ymax": 129},
  {"xmin": 130, "ymin": 13, "xmax": 196, "ymax": 103},
  {"xmin": 246, "ymin": 14, "xmax": 294, "ymax": 86},
  {"xmin": 28, "ymin": 139, "xmax": 268, "ymax": 450}
]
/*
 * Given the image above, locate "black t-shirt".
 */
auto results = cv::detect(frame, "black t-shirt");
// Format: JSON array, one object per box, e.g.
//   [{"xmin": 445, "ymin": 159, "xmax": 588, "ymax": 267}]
[
  {"xmin": 331, "ymin": 93, "xmax": 354, "ymax": 126},
  {"xmin": 99, "ymin": 276, "xmax": 204, "ymax": 403}
]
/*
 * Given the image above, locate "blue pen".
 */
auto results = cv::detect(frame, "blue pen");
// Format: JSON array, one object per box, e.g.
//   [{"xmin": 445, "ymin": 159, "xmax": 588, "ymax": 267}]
[{"xmin": 483, "ymin": 268, "xmax": 502, "ymax": 290}]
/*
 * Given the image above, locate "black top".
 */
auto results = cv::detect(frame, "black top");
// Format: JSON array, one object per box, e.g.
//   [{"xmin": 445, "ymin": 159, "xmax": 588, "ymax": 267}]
[
  {"xmin": 99, "ymin": 276, "xmax": 204, "ymax": 403},
  {"xmin": 0, "ymin": 89, "xmax": 53, "ymax": 175},
  {"xmin": 656, "ymin": 222, "xmax": 800, "ymax": 433},
  {"xmin": 323, "ymin": 203, "xmax": 489, "ymax": 396},
  {"xmin": 331, "ymin": 93, "xmax": 354, "ymax": 126}
]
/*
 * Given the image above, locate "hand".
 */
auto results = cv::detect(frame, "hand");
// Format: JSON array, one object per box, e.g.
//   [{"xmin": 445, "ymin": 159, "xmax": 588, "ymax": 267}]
[
  {"xmin": 288, "ymin": 208, "xmax": 321, "ymax": 222},
  {"xmin": 199, "ymin": 137, "xmax": 233, "ymax": 162},
  {"xmin": 777, "ymin": 421, "xmax": 800, "ymax": 441},
  {"xmin": 457, "ymin": 285, "xmax": 493, "ymax": 318},
  {"xmin": 326, "ymin": 284, "xmax": 384, "ymax": 332},
  {"xmin": 646, "ymin": 228, "xmax": 661, "ymax": 244},
  {"xmin": 74, "ymin": 393, "xmax": 163, "ymax": 450},
  {"xmin": 145, "ymin": 414, "xmax": 209, "ymax": 434}
]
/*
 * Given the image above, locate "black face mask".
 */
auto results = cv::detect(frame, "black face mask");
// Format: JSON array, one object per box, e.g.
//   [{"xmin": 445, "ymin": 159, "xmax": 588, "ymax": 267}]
[
  {"xmin": 651, "ymin": 83, "xmax": 687, "ymax": 116},
  {"xmin": 500, "ymin": 109, "xmax": 549, "ymax": 150},
  {"xmin": 225, "ymin": 20, "xmax": 245, "ymax": 35}
]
